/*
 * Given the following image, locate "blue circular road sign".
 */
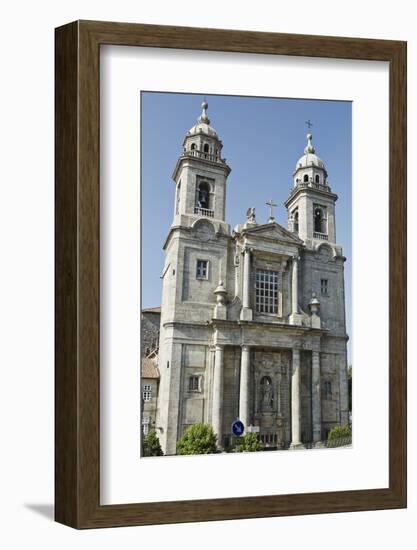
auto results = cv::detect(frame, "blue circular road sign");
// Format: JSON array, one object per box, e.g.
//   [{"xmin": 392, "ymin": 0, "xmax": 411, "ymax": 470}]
[{"xmin": 231, "ymin": 419, "xmax": 245, "ymax": 437}]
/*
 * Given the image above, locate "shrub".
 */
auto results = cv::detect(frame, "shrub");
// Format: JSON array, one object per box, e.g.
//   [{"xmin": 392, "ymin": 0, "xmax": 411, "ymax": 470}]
[
  {"xmin": 234, "ymin": 433, "xmax": 264, "ymax": 452},
  {"xmin": 327, "ymin": 424, "xmax": 352, "ymax": 448},
  {"xmin": 143, "ymin": 429, "xmax": 163, "ymax": 457},
  {"xmin": 176, "ymin": 423, "xmax": 217, "ymax": 455}
]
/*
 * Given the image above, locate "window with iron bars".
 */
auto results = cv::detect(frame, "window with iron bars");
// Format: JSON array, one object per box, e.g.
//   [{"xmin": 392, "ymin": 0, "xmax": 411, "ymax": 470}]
[
  {"xmin": 196, "ymin": 259, "xmax": 209, "ymax": 279},
  {"xmin": 188, "ymin": 375, "xmax": 200, "ymax": 391}
]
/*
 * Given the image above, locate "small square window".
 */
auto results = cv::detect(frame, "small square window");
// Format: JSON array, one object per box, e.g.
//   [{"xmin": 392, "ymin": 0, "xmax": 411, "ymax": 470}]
[
  {"xmin": 189, "ymin": 375, "xmax": 200, "ymax": 391},
  {"xmin": 196, "ymin": 259, "xmax": 209, "ymax": 279},
  {"xmin": 320, "ymin": 278, "xmax": 329, "ymax": 295},
  {"xmin": 142, "ymin": 384, "xmax": 152, "ymax": 401}
]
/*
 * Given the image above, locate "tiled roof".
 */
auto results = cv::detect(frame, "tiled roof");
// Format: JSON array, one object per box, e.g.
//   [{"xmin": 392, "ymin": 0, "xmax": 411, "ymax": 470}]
[
  {"xmin": 142, "ymin": 357, "xmax": 160, "ymax": 379},
  {"xmin": 142, "ymin": 306, "xmax": 161, "ymax": 313}
]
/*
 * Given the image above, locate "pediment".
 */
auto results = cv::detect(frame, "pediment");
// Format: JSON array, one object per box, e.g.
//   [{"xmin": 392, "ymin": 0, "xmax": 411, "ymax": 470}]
[{"xmin": 242, "ymin": 222, "xmax": 302, "ymax": 245}]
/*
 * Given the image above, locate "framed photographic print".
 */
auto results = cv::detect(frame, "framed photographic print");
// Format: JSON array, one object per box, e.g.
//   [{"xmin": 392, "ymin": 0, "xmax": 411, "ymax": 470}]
[{"xmin": 55, "ymin": 20, "xmax": 406, "ymax": 528}]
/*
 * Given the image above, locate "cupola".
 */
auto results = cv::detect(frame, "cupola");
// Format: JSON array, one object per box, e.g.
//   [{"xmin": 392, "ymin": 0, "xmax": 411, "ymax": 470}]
[{"xmin": 293, "ymin": 133, "xmax": 328, "ymax": 188}]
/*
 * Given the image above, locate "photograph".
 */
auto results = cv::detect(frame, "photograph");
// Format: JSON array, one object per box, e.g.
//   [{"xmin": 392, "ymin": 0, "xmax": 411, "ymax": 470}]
[
  {"xmin": 0, "ymin": 0, "xmax": 409, "ymax": 540},
  {"xmin": 140, "ymin": 91, "xmax": 352, "ymax": 457}
]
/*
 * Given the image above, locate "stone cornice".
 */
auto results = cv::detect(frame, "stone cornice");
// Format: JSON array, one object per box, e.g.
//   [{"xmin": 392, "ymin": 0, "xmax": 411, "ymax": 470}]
[
  {"xmin": 209, "ymin": 318, "xmax": 328, "ymax": 336},
  {"xmin": 162, "ymin": 223, "xmax": 232, "ymax": 250},
  {"xmin": 284, "ymin": 185, "xmax": 338, "ymax": 208},
  {"xmin": 172, "ymin": 153, "xmax": 231, "ymax": 181}
]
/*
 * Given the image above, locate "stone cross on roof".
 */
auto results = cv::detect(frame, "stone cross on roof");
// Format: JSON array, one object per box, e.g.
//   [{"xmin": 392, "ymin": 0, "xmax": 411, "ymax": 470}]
[{"xmin": 266, "ymin": 199, "xmax": 277, "ymax": 223}]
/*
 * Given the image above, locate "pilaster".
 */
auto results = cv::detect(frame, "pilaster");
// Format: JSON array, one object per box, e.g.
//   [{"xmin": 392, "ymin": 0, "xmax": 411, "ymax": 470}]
[
  {"xmin": 239, "ymin": 345, "xmax": 250, "ymax": 431},
  {"xmin": 212, "ymin": 344, "xmax": 225, "ymax": 449}
]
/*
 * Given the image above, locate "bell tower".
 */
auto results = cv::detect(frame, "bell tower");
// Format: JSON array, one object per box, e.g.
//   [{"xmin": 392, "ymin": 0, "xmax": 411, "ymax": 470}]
[
  {"xmin": 156, "ymin": 102, "xmax": 232, "ymax": 454},
  {"xmin": 285, "ymin": 133, "xmax": 338, "ymax": 247},
  {"xmin": 171, "ymin": 101, "xmax": 231, "ymax": 233}
]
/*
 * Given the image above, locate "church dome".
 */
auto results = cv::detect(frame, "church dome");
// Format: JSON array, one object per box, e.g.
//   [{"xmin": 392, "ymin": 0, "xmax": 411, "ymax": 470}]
[
  {"xmin": 187, "ymin": 101, "xmax": 219, "ymax": 138},
  {"xmin": 295, "ymin": 133, "xmax": 326, "ymax": 171}
]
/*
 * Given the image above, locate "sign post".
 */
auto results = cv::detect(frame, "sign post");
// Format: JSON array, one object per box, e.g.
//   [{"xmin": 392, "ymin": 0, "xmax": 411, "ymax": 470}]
[{"xmin": 231, "ymin": 419, "xmax": 244, "ymax": 437}]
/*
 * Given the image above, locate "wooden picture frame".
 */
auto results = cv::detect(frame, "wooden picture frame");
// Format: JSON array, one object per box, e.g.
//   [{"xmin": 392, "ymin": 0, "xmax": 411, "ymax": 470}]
[{"xmin": 55, "ymin": 20, "xmax": 407, "ymax": 528}]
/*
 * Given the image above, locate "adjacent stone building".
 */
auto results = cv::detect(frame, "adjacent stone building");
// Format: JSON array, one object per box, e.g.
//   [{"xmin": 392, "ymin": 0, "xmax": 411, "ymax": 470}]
[
  {"xmin": 141, "ymin": 354, "xmax": 160, "ymax": 436},
  {"xmin": 148, "ymin": 101, "xmax": 349, "ymax": 455}
]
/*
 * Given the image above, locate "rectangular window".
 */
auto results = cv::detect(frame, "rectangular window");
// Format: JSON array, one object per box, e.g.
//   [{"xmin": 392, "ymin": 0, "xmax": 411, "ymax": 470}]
[
  {"xmin": 255, "ymin": 269, "xmax": 279, "ymax": 314},
  {"xmin": 188, "ymin": 375, "xmax": 200, "ymax": 391},
  {"xmin": 142, "ymin": 384, "xmax": 151, "ymax": 401},
  {"xmin": 142, "ymin": 416, "xmax": 150, "ymax": 435},
  {"xmin": 324, "ymin": 380, "xmax": 332, "ymax": 398},
  {"xmin": 321, "ymin": 278, "xmax": 329, "ymax": 295},
  {"xmin": 196, "ymin": 259, "xmax": 209, "ymax": 279}
]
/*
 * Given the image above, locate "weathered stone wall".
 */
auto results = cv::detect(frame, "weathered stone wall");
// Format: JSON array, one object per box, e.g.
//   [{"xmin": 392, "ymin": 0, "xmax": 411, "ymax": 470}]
[
  {"xmin": 300, "ymin": 247, "xmax": 346, "ymax": 338},
  {"xmin": 178, "ymin": 343, "xmax": 209, "ymax": 434},
  {"xmin": 221, "ymin": 346, "xmax": 241, "ymax": 447},
  {"xmin": 320, "ymin": 351, "xmax": 342, "ymax": 437}
]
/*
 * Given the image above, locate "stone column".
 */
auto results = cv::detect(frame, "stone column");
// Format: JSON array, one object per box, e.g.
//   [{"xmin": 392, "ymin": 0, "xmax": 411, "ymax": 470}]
[
  {"xmin": 212, "ymin": 344, "xmax": 224, "ymax": 448},
  {"xmin": 289, "ymin": 256, "xmax": 302, "ymax": 326},
  {"xmin": 240, "ymin": 248, "xmax": 253, "ymax": 320},
  {"xmin": 339, "ymin": 354, "xmax": 350, "ymax": 425},
  {"xmin": 277, "ymin": 270, "xmax": 283, "ymax": 318},
  {"xmin": 311, "ymin": 351, "xmax": 321, "ymax": 443},
  {"xmin": 239, "ymin": 345, "xmax": 250, "ymax": 431},
  {"xmin": 291, "ymin": 348, "xmax": 301, "ymax": 447},
  {"xmin": 243, "ymin": 249, "xmax": 250, "ymax": 308},
  {"xmin": 291, "ymin": 256, "xmax": 298, "ymax": 315}
]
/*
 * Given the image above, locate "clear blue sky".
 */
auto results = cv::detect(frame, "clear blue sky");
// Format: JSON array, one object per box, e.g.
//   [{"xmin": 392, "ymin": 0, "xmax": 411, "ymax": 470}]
[{"xmin": 141, "ymin": 91, "xmax": 351, "ymax": 360}]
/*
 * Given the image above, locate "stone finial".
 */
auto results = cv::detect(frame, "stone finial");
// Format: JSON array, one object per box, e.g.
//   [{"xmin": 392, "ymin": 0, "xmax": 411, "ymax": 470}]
[
  {"xmin": 304, "ymin": 133, "xmax": 315, "ymax": 154},
  {"xmin": 309, "ymin": 292, "xmax": 321, "ymax": 328},
  {"xmin": 213, "ymin": 280, "xmax": 227, "ymax": 320},
  {"xmin": 309, "ymin": 291, "xmax": 320, "ymax": 310},
  {"xmin": 214, "ymin": 280, "xmax": 227, "ymax": 305},
  {"xmin": 198, "ymin": 100, "xmax": 210, "ymax": 124}
]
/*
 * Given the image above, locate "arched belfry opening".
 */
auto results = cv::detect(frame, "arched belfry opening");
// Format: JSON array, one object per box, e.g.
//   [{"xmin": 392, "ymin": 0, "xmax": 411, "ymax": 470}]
[
  {"xmin": 314, "ymin": 206, "xmax": 327, "ymax": 234},
  {"xmin": 196, "ymin": 181, "xmax": 211, "ymax": 211},
  {"xmin": 294, "ymin": 210, "xmax": 299, "ymax": 233}
]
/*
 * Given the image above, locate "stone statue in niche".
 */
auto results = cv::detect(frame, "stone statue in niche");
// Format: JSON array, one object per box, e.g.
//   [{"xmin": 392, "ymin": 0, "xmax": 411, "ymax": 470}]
[{"xmin": 260, "ymin": 376, "xmax": 274, "ymax": 410}]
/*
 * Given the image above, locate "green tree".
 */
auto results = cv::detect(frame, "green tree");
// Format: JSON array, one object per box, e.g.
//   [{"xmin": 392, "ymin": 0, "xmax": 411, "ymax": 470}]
[
  {"xmin": 143, "ymin": 429, "xmax": 163, "ymax": 457},
  {"xmin": 234, "ymin": 433, "xmax": 264, "ymax": 452},
  {"xmin": 176, "ymin": 423, "xmax": 217, "ymax": 455}
]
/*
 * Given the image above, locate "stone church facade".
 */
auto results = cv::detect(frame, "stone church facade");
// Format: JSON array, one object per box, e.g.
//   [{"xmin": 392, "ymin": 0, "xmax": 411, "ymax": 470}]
[{"xmin": 151, "ymin": 101, "xmax": 349, "ymax": 456}]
